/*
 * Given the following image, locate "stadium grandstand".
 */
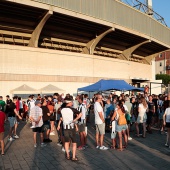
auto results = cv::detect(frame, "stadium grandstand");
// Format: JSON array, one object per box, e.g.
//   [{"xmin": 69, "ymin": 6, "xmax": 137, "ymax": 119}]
[{"xmin": 0, "ymin": 0, "xmax": 170, "ymax": 97}]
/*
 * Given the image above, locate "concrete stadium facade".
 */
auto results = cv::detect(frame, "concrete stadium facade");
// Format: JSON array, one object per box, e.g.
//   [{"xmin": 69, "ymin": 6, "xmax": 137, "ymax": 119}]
[{"xmin": 0, "ymin": 0, "xmax": 170, "ymax": 98}]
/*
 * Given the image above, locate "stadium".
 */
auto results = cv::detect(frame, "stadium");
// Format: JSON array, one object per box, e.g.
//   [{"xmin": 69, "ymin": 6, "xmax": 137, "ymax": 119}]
[{"xmin": 0, "ymin": 0, "xmax": 170, "ymax": 97}]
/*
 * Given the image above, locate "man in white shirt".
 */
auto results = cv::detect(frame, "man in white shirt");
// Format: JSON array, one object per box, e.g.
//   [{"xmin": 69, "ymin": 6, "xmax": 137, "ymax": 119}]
[
  {"xmin": 94, "ymin": 94, "xmax": 108, "ymax": 150},
  {"xmin": 57, "ymin": 97, "xmax": 82, "ymax": 161},
  {"xmin": 30, "ymin": 100, "xmax": 46, "ymax": 148}
]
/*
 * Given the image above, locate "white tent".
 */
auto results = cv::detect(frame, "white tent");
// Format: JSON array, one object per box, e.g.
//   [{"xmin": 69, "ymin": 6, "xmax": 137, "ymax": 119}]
[
  {"xmin": 40, "ymin": 84, "xmax": 65, "ymax": 94},
  {"xmin": 11, "ymin": 84, "xmax": 39, "ymax": 94}
]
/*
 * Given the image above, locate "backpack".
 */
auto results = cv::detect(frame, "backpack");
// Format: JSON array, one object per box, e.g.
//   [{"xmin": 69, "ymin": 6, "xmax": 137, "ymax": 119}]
[{"xmin": 118, "ymin": 113, "xmax": 127, "ymax": 125}]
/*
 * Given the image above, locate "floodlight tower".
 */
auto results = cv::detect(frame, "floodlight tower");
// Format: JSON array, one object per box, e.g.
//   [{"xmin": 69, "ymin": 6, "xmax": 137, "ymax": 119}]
[{"xmin": 146, "ymin": 0, "xmax": 153, "ymax": 15}]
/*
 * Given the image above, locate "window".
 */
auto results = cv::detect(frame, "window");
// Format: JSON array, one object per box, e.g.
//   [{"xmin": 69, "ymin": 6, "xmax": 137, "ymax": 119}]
[
  {"xmin": 167, "ymin": 65, "xmax": 170, "ymax": 70},
  {"xmin": 160, "ymin": 62, "xmax": 162, "ymax": 66},
  {"xmin": 160, "ymin": 71, "xmax": 162, "ymax": 74},
  {"xmin": 159, "ymin": 53, "xmax": 162, "ymax": 58}
]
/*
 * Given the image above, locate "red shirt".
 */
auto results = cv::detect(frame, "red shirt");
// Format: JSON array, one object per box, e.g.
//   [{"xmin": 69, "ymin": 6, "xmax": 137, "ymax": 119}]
[
  {"xmin": 16, "ymin": 100, "xmax": 20, "ymax": 111},
  {"xmin": 47, "ymin": 105, "xmax": 54, "ymax": 112},
  {"xmin": 0, "ymin": 111, "xmax": 5, "ymax": 133}
]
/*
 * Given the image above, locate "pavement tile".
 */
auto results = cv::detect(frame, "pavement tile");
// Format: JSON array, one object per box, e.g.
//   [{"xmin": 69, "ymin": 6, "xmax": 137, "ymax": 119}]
[
  {"xmin": 54, "ymin": 165, "xmax": 65, "ymax": 170},
  {"xmin": 11, "ymin": 161, "xmax": 19, "ymax": 165},
  {"xmin": 2, "ymin": 120, "xmax": 170, "ymax": 170},
  {"xmin": 20, "ymin": 166, "xmax": 30, "ymax": 170},
  {"xmin": 44, "ymin": 163, "xmax": 55, "ymax": 169},
  {"xmin": 49, "ymin": 160, "xmax": 60, "ymax": 166},
  {"xmin": 4, "ymin": 164, "xmax": 13, "ymax": 169},
  {"xmin": 12, "ymin": 164, "xmax": 21, "ymax": 169},
  {"xmin": 35, "ymin": 163, "xmax": 46, "ymax": 169}
]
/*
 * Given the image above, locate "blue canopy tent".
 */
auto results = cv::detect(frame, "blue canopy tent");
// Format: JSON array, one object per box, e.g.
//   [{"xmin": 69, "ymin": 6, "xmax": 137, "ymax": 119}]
[{"xmin": 78, "ymin": 79, "xmax": 144, "ymax": 92}]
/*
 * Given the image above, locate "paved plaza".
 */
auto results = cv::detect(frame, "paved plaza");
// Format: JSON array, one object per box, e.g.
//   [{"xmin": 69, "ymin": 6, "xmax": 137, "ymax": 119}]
[{"xmin": 1, "ymin": 115, "xmax": 170, "ymax": 170}]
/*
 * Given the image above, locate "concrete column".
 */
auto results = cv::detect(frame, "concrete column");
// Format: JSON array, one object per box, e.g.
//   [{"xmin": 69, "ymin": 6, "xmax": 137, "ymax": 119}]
[
  {"xmin": 28, "ymin": 10, "xmax": 53, "ymax": 47},
  {"xmin": 82, "ymin": 28, "xmax": 115, "ymax": 55},
  {"xmin": 118, "ymin": 40, "xmax": 151, "ymax": 60},
  {"xmin": 143, "ymin": 50, "xmax": 169, "ymax": 64}
]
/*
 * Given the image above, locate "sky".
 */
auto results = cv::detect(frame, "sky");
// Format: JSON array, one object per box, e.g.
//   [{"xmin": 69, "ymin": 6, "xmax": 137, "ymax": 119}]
[{"xmin": 152, "ymin": 0, "xmax": 170, "ymax": 27}]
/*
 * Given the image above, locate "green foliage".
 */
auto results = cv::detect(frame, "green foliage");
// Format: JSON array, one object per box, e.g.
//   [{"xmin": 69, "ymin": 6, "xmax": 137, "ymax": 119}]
[{"xmin": 156, "ymin": 74, "xmax": 170, "ymax": 86}]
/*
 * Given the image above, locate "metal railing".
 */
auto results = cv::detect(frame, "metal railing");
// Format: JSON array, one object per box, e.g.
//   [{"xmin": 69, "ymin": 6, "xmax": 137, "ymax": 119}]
[{"xmin": 121, "ymin": 0, "xmax": 167, "ymax": 26}]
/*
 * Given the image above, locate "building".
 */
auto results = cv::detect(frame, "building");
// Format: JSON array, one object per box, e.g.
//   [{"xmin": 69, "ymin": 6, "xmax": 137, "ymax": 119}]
[
  {"xmin": 0, "ymin": 0, "xmax": 170, "ymax": 98},
  {"xmin": 155, "ymin": 51, "xmax": 170, "ymax": 75}
]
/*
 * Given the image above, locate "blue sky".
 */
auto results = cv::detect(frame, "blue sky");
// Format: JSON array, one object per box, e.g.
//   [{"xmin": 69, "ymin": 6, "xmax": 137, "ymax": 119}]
[{"xmin": 152, "ymin": 0, "xmax": 170, "ymax": 27}]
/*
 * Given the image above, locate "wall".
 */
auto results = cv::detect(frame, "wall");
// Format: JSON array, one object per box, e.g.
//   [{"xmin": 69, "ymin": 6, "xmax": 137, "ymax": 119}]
[{"xmin": 0, "ymin": 44, "xmax": 152, "ymax": 98}]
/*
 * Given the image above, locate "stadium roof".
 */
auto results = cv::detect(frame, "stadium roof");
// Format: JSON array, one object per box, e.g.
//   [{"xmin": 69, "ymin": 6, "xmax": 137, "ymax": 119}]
[{"xmin": 0, "ymin": 0, "xmax": 169, "ymax": 64}]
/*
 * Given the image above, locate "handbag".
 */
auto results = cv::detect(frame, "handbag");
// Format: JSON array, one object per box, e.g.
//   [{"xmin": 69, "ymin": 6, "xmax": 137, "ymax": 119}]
[{"xmin": 111, "ymin": 120, "xmax": 117, "ymax": 139}]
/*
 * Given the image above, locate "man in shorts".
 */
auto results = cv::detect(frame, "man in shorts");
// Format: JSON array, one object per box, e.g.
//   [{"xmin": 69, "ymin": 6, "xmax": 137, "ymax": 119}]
[
  {"xmin": 94, "ymin": 94, "xmax": 108, "ymax": 150},
  {"xmin": 13, "ymin": 96, "xmax": 20, "ymax": 139},
  {"xmin": 41, "ymin": 98, "xmax": 52, "ymax": 143},
  {"xmin": 0, "ymin": 105, "xmax": 5, "ymax": 155},
  {"xmin": 57, "ymin": 97, "xmax": 82, "ymax": 161},
  {"xmin": 8, "ymin": 96, "xmax": 22, "ymax": 141},
  {"xmin": 29, "ymin": 100, "xmax": 46, "ymax": 148}
]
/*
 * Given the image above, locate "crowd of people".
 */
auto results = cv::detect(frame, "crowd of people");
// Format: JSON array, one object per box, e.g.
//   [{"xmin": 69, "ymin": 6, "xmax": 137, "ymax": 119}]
[{"xmin": 0, "ymin": 91, "xmax": 170, "ymax": 161}]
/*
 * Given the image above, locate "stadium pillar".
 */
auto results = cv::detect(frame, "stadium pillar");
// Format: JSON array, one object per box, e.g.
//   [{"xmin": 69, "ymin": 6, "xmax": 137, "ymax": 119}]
[
  {"xmin": 82, "ymin": 28, "xmax": 115, "ymax": 55},
  {"xmin": 142, "ymin": 49, "xmax": 170, "ymax": 64},
  {"xmin": 118, "ymin": 40, "xmax": 151, "ymax": 61},
  {"xmin": 28, "ymin": 10, "xmax": 53, "ymax": 47}
]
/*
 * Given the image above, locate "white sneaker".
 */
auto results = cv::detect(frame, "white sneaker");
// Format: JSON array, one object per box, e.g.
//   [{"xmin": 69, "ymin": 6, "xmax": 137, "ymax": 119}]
[
  {"xmin": 41, "ymin": 143, "xmax": 47, "ymax": 147},
  {"xmin": 165, "ymin": 143, "xmax": 169, "ymax": 147},
  {"xmin": 128, "ymin": 137, "xmax": 132, "ymax": 140},
  {"xmin": 57, "ymin": 142, "xmax": 62, "ymax": 146},
  {"xmin": 30, "ymin": 126, "xmax": 35, "ymax": 129},
  {"xmin": 8, "ymin": 137, "xmax": 15, "ymax": 141},
  {"xmin": 96, "ymin": 145, "xmax": 100, "ymax": 149},
  {"xmin": 84, "ymin": 144, "xmax": 88, "ymax": 148},
  {"xmin": 50, "ymin": 131, "xmax": 55, "ymax": 135},
  {"xmin": 62, "ymin": 147, "xmax": 65, "ymax": 152},
  {"xmin": 34, "ymin": 144, "xmax": 37, "ymax": 148},
  {"xmin": 99, "ymin": 146, "xmax": 109, "ymax": 150},
  {"xmin": 13, "ymin": 135, "xmax": 19, "ymax": 139},
  {"xmin": 62, "ymin": 147, "xmax": 70, "ymax": 152}
]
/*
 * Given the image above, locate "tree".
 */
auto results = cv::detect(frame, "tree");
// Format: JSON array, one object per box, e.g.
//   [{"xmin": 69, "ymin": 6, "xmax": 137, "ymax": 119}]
[{"xmin": 156, "ymin": 74, "xmax": 170, "ymax": 86}]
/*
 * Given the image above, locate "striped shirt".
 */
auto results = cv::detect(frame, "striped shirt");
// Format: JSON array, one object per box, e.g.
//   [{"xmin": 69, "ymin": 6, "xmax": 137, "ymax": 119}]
[{"xmin": 30, "ymin": 106, "xmax": 43, "ymax": 127}]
